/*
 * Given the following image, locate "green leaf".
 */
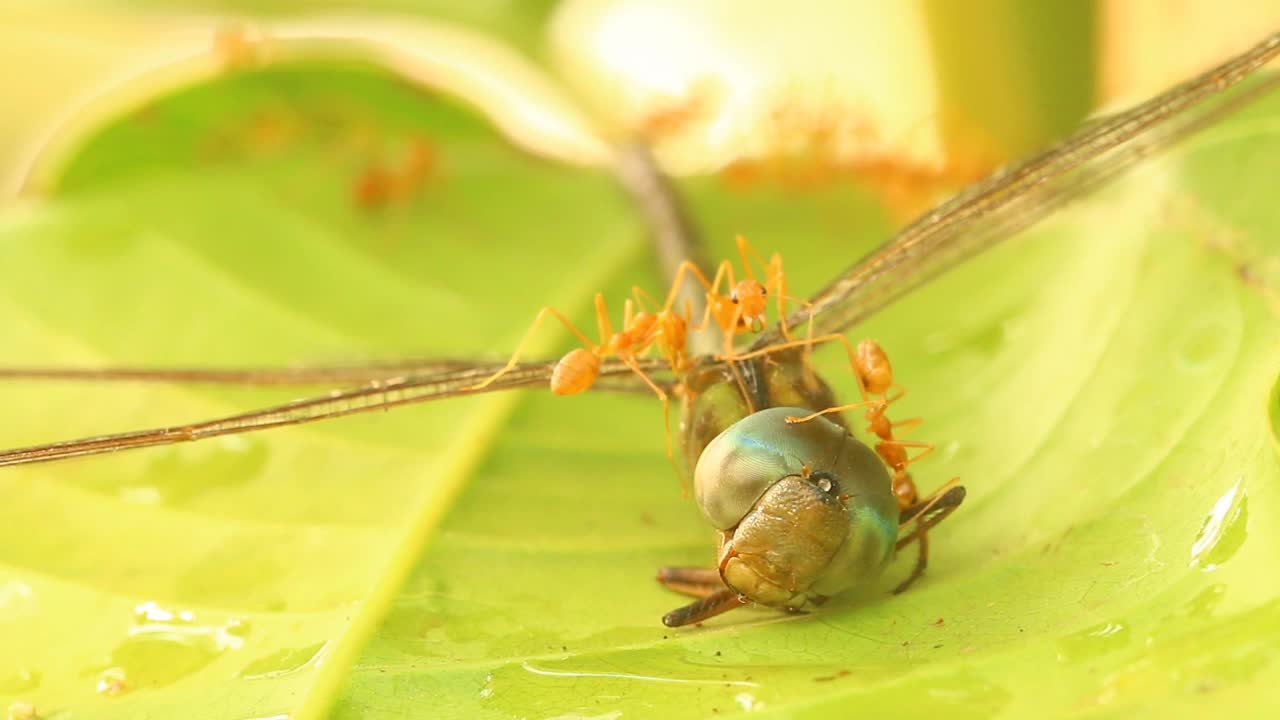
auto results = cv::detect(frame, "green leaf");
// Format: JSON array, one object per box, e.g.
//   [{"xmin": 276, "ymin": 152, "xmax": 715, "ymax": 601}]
[
  {"xmin": 330, "ymin": 94, "xmax": 1280, "ymax": 716},
  {"xmin": 3, "ymin": 48, "xmax": 1280, "ymax": 720}
]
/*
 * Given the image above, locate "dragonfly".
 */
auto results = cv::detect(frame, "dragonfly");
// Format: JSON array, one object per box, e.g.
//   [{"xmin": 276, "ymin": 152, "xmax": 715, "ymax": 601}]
[{"xmin": 2, "ymin": 31, "xmax": 1278, "ymax": 627}]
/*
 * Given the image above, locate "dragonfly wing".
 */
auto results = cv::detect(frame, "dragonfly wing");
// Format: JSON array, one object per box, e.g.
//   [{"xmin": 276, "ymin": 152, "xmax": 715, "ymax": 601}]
[
  {"xmin": 0, "ymin": 357, "xmax": 670, "ymax": 467},
  {"xmin": 0, "ymin": 358, "xmax": 529, "ymax": 386},
  {"xmin": 0, "ymin": 358, "xmax": 676, "ymax": 394},
  {"xmin": 754, "ymin": 32, "xmax": 1280, "ymax": 347}
]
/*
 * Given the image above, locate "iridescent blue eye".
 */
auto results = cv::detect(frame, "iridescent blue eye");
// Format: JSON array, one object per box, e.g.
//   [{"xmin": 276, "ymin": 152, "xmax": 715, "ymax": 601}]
[{"xmin": 692, "ymin": 407, "xmax": 898, "ymax": 609}]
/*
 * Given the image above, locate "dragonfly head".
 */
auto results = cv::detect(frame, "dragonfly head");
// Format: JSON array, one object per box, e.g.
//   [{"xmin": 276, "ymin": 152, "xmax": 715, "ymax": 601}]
[{"xmin": 694, "ymin": 407, "xmax": 897, "ymax": 610}]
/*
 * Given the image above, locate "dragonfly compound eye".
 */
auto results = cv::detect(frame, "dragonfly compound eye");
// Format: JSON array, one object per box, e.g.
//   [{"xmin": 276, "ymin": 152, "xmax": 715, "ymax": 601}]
[{"xmin": 694, "ymin": 407, "xmax": 898, "ymax": 610}]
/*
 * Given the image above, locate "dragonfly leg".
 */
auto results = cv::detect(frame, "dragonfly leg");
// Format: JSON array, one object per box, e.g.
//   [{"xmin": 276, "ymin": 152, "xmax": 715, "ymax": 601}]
[
  {"xmin": 894, "ymin": 534, "xmax": 930, "ymax": 595},
  {"xmin": 894, "ymin": 481, "xmax": 966, "ymax": 594},
  {"xmin": 662, "ymin": 588, "xmax": 747, "ymax": 627},
  {"xmin": 656, "ymin": 566, "xmax": 725, "ymax": 597}
]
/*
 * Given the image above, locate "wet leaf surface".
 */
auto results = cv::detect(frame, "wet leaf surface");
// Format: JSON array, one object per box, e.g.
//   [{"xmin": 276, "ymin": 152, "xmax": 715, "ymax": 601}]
[{"xmin": 1, "ymin": 44, "xmax": 1278, "ymax": 720}]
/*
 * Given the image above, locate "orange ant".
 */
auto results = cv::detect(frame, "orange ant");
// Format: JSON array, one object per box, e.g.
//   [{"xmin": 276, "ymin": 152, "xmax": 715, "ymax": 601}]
[
  {"xmin": 469, "ymin": 235, "xmax": 806, "ymax": 457},
  {"xmin": 211, "ymin": 22, "xmax": 265, "ymax": 71},
  {"xmin": 634, "ymin": 80, "xmax": 720, "ymax": 141},
  {"xmin": 467, "ymin": 281, "xmax": 694, "ymax": 460},
  {"xmin": 353, "ymin": 165, "xmax": 395, "ymax": 209},
  {"xmin": 672, "ymin": 234, "xmax": 811, "ymax": 364},
  {"xmin": 353, "ymin": 137, "xmax": 437, "ymax": 211}
]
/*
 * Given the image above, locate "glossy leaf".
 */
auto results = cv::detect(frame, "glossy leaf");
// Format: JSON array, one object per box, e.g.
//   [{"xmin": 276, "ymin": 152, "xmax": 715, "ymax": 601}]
[
  {"xmin": 331, "ymin": 87, "xmax": 1280, "ymax": 716},
  {"xmin": 2, "ymin": 46, "xmax": 1279, "ymax": 720}
]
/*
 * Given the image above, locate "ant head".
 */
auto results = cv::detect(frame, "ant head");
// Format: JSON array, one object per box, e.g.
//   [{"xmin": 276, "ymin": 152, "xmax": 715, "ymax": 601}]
[{"xmin": 731, "ymin": 280, "xmax": 769, "ymax": 317}]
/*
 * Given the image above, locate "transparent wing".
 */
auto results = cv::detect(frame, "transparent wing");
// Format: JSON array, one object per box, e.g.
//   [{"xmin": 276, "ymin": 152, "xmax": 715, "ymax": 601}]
[
  {"xmin": 754, "ymin": 31, "xmax": 1280, "ymax": 348},
  {"xmin": 0, "ymin": 358, "xmax": 500, "ymax": 386},
  {"xmin": 0, "ymin": 357, "xmax": 670, "ymax": 467}
]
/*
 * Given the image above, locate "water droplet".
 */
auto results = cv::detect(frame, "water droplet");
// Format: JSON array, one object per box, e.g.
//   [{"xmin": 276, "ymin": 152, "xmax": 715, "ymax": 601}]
[
  {"xmin": 226, "ymin": 618, "xmax": 252, "ymax": 638},
  {"xmin": 734, "ymin": 692, "xmax": 766, "ymax": 712},
  {"xmin": 238, "ymin": 642, "xmax": 327, "ymax": 680},
  {"xmin": 1190, "ymin": 477, "xmax": 1248, "ymax": 570},
  {"xmin": 0, "ymin": 583, "xmax": 35, "ymax": 620},
  {"xmin": 1091, "ymin": 598, "xmax": 1280, "ymax": 705},
  {"xmin": 135, "ymin": 600, "xmax": 194, "ymax": 624},
  {"xmin": 0, "ymin": 669, "xmax": 41, "ymax": 694},
  {"xmin": 97, "ymin": 666, "xmax": 128, "ymax": 696},
  {"xmin": 1056, "ymin": 621, "xmax": 1131, "ymax": 663},
  {"xmin": 6, "ymin": 701, "xmax": 36, "ymax": 720},
  {"xmin": 108, "ymin": 602, "xmax": 248, "ymax": 690}
]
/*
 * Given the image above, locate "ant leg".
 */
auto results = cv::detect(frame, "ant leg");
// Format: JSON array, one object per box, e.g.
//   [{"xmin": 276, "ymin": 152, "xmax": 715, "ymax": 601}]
[
  {"xmin": 729, "ymin": 332, "xmax": 864, "ymax": 416},
  {"xmin": 621, "ymin": 296, "xmax": 636, "ymax": 333},
  {"xmin": 784, "ymin": 400, "xmax": 882, "ymax": 425},
  {"xmin": 620, "ymin": 356, "xmax": 685, "ymax": 492},
  {"xmin": 694, "ymin": 259, "xmax": 737, "ymax": 333},
  {"xmin": 662, "ymin": 589, "xmax": 747, "ymax": 627},
  {"xmin": 883, "ymin": 384, "xmax": 909, "ymax": 405},
  {"xmin": 632, "ymin": 286, "xmax": 662, "ymax": 313},
  {"xmin": 734, "ymin": 234, "xmax": 761, "ymax": 283},
  {"xmin": 773, "ymin": 255, "xmax": 791, "ymax": 340},
  {"xmin": 718, "ymin": 305, "xmax": 756, "ymax": 414},
  {"xmin": 656, "ymin": 566, "xmax": 725, "ymax": 597},
  {"xmin": 468, "ymin": 306, "xmax": 600, "ymax": 390},
  {"xmin": 730, "ymin": 332, "xmax": 859, "ymax": 375},
  {"xmin": 592, "ymin": 292, "xmax": 616, "ymax": 344},
  {"xmin": 658, "ymin": 260, "xmax": 717, "ymax": 312},
  {"xmin": 891, "ymin": 417, "xmax": 924, "ymax": 434}
]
